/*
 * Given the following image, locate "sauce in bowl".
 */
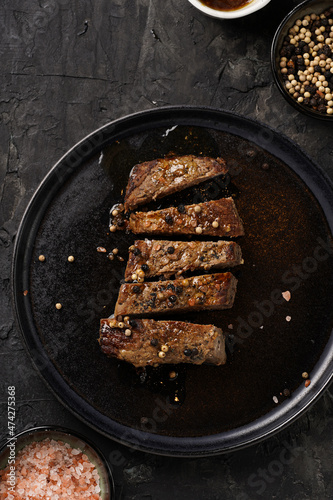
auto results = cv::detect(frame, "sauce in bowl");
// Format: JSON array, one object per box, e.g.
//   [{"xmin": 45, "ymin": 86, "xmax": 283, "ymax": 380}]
[{"xmin": 200, "ymin": 0, "xmax": 252, "ymax": 11}]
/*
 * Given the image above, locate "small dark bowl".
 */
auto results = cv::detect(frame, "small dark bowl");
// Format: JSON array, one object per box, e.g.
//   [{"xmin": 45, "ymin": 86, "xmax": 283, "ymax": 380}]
[
  {"xmin": 271, "ymin": 0, "xmax": 333, "ymax": 121},
  {"xmin": 0, "ymin": 426, "xmax": 115, "ymax": 499}
]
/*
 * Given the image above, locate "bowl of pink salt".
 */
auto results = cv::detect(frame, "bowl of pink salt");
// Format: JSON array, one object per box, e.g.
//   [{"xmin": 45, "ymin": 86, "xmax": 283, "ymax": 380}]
[{"xmin": 0, "ymin": 426, "xmax": 114, "ymax": 500}]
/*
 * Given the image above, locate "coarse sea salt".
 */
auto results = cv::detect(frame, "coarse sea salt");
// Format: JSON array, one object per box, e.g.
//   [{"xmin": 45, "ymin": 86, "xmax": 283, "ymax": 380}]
[{"xmin": 0, "ymin": 438, "xmax": 103, "ymax": 500}]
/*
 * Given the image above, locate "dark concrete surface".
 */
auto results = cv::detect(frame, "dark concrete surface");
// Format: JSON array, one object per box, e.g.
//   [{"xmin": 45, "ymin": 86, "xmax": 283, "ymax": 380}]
[{"xmin": 1, "ymin": 1, "xmax": 333, "ymax": 498}]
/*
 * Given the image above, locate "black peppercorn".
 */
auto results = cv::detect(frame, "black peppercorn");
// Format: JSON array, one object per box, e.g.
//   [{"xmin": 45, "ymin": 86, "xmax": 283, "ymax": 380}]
[
  {"xmin": 141, "ymin": 264, "xmax": 149, "ymax": 272},
  {"xmin": 133, "ymin": 248, "xmax": 141, "ymax": 256},
  {"xmin": 150, "ymin": 338, "xmax": 158, "ymax": 347},
  {"xmin": 133, "ymin": 285, "xmax": 141, "ymax": 294},
  {"xmin": 169, "ymin": 295, "xmax": 177, "ymax": 303},
  {"xmin": 129, "ymin": 319, "xmax": 137, "ymax": 328},
  {"xmin": 165, "ymin": 214, "xmax": 173, "ymax": 225},
  {"xmin": 167, "ymin": 246, "xmax": 175, "ymax": 254},
  {"xmin": 177, "ymin": 204, "xmax": 186, "ymax": 214},
  {"xmin": 183, "ymin": 348, "xmax": 192, "ymax": 356},
  {"xmin": 191, "ymin": 348, "xmax": 198, "ymax": 356},
  {"xmin": 323, "ymin": 46, "xmax": 332, "ymax": 57}
]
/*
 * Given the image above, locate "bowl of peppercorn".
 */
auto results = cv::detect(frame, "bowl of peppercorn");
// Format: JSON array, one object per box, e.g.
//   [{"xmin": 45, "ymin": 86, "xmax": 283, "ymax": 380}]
[{"xmin": 271, "ymin": 0, "xmax": 333, "ymax": 120}]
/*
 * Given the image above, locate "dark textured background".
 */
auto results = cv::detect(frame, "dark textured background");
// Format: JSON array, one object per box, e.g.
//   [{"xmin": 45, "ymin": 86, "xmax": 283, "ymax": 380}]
[{"xmin": 1, "ymin": 1, "xmax": 333, "ymax": 498}]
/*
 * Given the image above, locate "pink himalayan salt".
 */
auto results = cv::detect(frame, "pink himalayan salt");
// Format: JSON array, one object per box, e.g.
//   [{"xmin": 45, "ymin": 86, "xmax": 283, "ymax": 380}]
[{"xmin": 0, "ymin": 438, "xmax": 103, "ymax": 500}]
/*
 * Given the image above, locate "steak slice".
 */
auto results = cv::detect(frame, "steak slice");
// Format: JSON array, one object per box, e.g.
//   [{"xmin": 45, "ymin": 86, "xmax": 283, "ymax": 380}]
[
  {"xmin": 125, "ymin": 239, "xmax": 243, "ymax": 281},
  {"xmin": 114, "ymin": 272, "xmax": 237, "ymax": 317},
  {"xmin": 128, "ymin": 198, "xmax": 244, "ymax": 237},
  {"xmin": 124, "ymin": 155, "xmax": 228, "ymax": 211},
  {"xmin": 99, "ymin": 318, "xmax": 226, "ymax": 367}
]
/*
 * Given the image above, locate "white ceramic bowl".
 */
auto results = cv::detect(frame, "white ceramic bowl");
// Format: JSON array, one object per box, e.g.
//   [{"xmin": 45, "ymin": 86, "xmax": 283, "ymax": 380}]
[{"xmin": 187, "ymin": 0, "xmax": 271, "ymax": 19}]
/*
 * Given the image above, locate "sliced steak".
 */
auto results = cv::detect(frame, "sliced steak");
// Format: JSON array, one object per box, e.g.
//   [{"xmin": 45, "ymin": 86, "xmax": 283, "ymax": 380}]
[
  {"xmin": 128, "ymin": 197, "xmax": 244, "ymax": 237},
  {"xmin": 124, "ymin": 155, "xmax": 228, "ymax": 211},
  {"xmin": 114, "ymin": 272, "xmax": 237, "ymax": 316},
  {"xmin": 99, "ymin": 318, "xmax": 226, "ymax": 367},
  {"xmin": 125, "ymin": 239, "xmax": 243, "ymax": 281}
]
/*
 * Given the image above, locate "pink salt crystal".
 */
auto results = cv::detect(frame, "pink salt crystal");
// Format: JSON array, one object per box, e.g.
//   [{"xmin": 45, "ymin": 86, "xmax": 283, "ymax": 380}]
[
  {"xmin": 282, "ymin": 290, "xmax": 291, "ymax": 301},
  {"xmin": 0, "ymin": 437, "xmax": 103, "ymax": 500}
]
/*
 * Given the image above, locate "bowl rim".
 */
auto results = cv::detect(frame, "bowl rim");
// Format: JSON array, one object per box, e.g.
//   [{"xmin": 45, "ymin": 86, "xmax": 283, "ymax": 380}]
[
  {"xmin": 271, "ymin": 0, "xmax": 333, "ymax": 121},
  {"xmin": 187, "ymin": 0, "xmax": 271, "ymax": 19},
  {"xmin": 0, "ymin": 425, "xmax": 115, "ymax": 499}
]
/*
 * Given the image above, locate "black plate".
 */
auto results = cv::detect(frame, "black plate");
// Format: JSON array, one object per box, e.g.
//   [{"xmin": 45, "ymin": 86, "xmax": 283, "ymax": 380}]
[{"xmin": 13, "ymin": 106, "xmax": 333, "ymax": 456}]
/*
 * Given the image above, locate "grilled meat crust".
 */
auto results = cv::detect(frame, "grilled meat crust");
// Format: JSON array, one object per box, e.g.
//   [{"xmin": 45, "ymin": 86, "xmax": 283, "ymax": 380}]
[
  {"xmin": 125, "ymin": 239, "xmax": 243, "ymax": 281},
  {"xmin": 114, "ymin": 272, "xmax": 237, "ymax": 317},
  {"xmin": 128, "ymin": 198, "xmax": 244, "ymax": 237},
  {"xmin": 124, "ymin": 155, "xmax": 228, "ymax": 211},
  {"xmin": 99, "ymin": 318, "xmax": 226, "ymax": 367}
]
